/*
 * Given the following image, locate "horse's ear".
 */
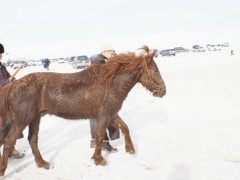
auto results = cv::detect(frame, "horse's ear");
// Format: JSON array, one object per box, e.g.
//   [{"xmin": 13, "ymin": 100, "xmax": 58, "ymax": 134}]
[
  {"xmin": 138, "ymin": 45, "xmax": 150, "ymax": 54},
  {"xmin": 146, "ymin": 50, "xmax": 156, "ymax": 64},
  {"xmin": 138, "ymin": 45, "xmax": 155, "ymax": 64}
]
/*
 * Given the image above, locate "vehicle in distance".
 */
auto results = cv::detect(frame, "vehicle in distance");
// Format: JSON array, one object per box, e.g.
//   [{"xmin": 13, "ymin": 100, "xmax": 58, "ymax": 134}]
[
  {"xmin": 58, "ymin": 58, "xmax": 65, "ymax": 63},
  {"xmin": 27, "ymin": 60, "xmax": 42, "ymax": 66},
  {"xmin": 173, "ymin": 47, "xmax": 189, "ymax": 53},
  {"xmin": 72, "ymin": 55, "xmax": 90, "ymax": 69},
  {"xmin": 192, "ymin": 45, "xmax": 205, "ymax": 52},
  {"xmin": 222, "ymin": 43, "xmax": 229, "ymax": 47},
  {"xmin": 159, "ymin": 49, "xmax": 176, "ymax": 56},
  {"xmin": 11, "ymin": 60, "xmax": 28, "ymax": 69}
]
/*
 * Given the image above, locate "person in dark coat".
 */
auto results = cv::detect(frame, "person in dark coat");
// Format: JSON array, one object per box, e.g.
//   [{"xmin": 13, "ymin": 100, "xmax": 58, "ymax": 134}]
[
  {"xmin": 0, "ymin": 43, "xmax": 25, "ymax": 158},
  {"xmin": 43, "ymin": 58, "xmax": 50, "ymax": 70},
  {"xmin": 89, "ymin": 43, "xmax": 120, "ymax": 152}
]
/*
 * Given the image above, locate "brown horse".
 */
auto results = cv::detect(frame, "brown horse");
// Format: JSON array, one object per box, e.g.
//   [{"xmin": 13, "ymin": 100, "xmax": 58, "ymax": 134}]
[{"xmin": 0, "ymin": 45, "xmax": 166, "ymax": 177}]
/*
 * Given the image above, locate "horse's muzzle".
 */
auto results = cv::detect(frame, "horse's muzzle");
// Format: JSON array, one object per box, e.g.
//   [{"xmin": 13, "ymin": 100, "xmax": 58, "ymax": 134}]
[{"xmin": 153, "ymin": 84, "xmax": 166, "ymax": 97}]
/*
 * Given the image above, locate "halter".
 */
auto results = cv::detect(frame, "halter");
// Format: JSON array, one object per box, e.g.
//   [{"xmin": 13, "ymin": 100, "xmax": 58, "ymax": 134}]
[
  {"xmin": 141, "ymin": 56, "xmax": 165, "ymax": 93},
  {"xmin": 153, "ymin": 84, "xmax": 166, "ymax": 94}
]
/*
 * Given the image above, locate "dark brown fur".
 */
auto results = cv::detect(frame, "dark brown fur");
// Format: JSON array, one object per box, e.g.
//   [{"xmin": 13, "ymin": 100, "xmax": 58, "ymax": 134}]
[{"xmin": 0, "ymin": 46, "xmax": 166, "ymax": 177}]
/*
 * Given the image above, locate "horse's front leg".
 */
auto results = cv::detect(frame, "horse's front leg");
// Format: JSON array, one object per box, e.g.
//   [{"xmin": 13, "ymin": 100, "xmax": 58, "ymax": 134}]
[
  {"xmin": 28, "ymin": 117, "xmax": 50, "ymax": 169},
  {"xmin": 91, "ymin": 118, "xmax": 108, "ymax": 166},
  {"xmin": 112, "ymin": 114, "xmax": 135, "ymax": 154}
]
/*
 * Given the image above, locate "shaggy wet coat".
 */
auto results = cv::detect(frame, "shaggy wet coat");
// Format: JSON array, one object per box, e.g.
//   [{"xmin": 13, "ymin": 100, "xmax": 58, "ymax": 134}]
[{"xmin": 0, "ymin": 46, "xmax": 166, "ymax": 177}]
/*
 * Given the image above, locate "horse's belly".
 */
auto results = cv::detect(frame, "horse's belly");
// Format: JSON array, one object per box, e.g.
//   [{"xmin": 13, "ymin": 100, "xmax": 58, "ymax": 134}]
[{"xmin": 47, "ymin": 98, "xmax": 96, "ymax": 120}]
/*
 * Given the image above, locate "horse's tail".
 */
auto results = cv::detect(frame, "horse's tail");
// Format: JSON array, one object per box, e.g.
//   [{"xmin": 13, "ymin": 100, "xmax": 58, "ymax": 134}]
[
  {"xmin": 0, "ymin": 83, "xmax": 13, "ymax": 146},
  {"xmin": 0, "ymin": 82, "xmax": 13, "ymax": 116},
  {"xmin": 0, "ymin": 123, "xmax": 11, "ymax": 146}
]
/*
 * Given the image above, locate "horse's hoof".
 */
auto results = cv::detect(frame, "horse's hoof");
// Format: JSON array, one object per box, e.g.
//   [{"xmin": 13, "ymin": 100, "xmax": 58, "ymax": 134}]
[
  {"xmin": 94, "ymin": 158, "xmax": 107, "ymax": 166},
  {"xmin": 37, "ymin": 160, "xmax": 51, "ymax": 169},
  {"xmin": 128, "ymin": 149, "xmax": 135, "ymax": 154},
  {"xmin": 43, "ymin": 162, "xmax": 51, "ymax": 169},
  {"xmin": 0, "ymin": 171, "xmax": 5, "ymax": 179},
  {"xmin": 126, "ymin": 146, "xmax": 135, "ymax": 154}
]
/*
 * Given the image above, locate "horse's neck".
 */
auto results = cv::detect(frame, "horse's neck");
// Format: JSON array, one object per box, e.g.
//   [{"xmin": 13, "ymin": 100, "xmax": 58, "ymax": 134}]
[
  {"xmin": 74, "ymin": 69, "xmax": 95, "ymax": 85},
  {"xmin": 113, "ymin": 68, "xmax": 141, "ymax": 97}
]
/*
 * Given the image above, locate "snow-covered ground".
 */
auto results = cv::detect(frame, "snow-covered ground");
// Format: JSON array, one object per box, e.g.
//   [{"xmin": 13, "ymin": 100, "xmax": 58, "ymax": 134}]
[{"xmin": 3, "ymin": 47, "xmax": 240, "ymax": 180}]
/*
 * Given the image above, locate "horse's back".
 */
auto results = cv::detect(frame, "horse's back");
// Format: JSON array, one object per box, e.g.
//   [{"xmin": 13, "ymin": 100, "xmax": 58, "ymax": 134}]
[{"xmin": 9, "ymin": 71, "xmax": 100, "ymax": 119}]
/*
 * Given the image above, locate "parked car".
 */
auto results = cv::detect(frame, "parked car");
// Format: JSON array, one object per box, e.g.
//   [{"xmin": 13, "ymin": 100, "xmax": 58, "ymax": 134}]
[
  {"xmin": 222, "ymin": 43, "xmax": 229, "ymax": 47},
  {"xmin": 58, "ymin": 58, "xmax": 65, "ymax": 63},
  {"xmin": 51, "ymin": 58, "xmax": 58, "ymax": 62},
  {"xmin": 206, "ymin": 44, "xmax": 215, "ymax": 48},
  {"xmin": 192, "ymin": 45, "xmax": 205, "ymax": 52},
  {"xmin": 72, "ymin": 55, "xmax": 90, "ymax": 69},
  {"xmin": 10, "ymin": 60, "xmax": 28, "ymax": 69},
  {"xmin": 34, "ymin": 60, "xmax": 43, "ymax": 66},
  {"xmin": 27, "ymin": 60, "xmax": 42, "ymax": 66},
  {"xmin": 173, "ymin": 47, "xmax": 189, "ymax": 53},
  {"xmin": 206, "ymin": 44, "xmax": 223, "ymax": 51},
  {"xmin": 68, "ymin": 56, "xmax": 75, "ymax": 63},
  {"xmin": 159, "ymin": 49, "xmax": 176, "ymax": 56}
]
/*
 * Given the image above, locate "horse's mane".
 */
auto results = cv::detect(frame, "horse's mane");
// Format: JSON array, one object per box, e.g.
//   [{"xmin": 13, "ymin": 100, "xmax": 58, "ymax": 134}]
[
  {"xmin": 101, "ymin": 45, "xmax": 151, "ymax": 87},
  {"xmin": 101, "ymin": 53, "xmax": 143, "ymax": 77},
  {"xmin": 87, "ymin": 45, "xmax": 152, "ymax": 101}
]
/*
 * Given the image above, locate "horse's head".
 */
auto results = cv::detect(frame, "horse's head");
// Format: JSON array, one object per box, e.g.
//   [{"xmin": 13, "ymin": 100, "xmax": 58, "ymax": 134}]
[{"xmin": 138, "ymin": 46, "xmax": 166, "ymax": 98}]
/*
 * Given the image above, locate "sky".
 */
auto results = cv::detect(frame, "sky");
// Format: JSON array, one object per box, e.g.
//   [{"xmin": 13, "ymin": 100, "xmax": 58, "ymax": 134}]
[
  {"xmin": 2, "ymin": 46, "xmax": 240, "ymax": 180},
  {"xmin": 1, "ymin": 0, "xmax": 240, "ymax": 58}
]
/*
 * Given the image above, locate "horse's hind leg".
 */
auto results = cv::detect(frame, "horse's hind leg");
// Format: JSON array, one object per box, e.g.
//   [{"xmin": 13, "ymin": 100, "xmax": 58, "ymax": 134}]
[
  {"xmin": 0, "ymin": 128, "xmax": 19, "ymax": 177},
  {"xmin": 28, "ymin": 116, "xmax": 50, "ymax": 169},
  {"xmin": 112, "ymin": 114, "xmax": 135, "ymax": 154}
]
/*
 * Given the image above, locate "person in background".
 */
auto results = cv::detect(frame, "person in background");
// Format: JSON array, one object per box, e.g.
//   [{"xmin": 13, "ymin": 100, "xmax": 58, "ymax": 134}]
[
  {"xmin": 0, "ymin": 43, "xmax": 25, "ymax": 158},
  {"xmin": 231, "ymin": 50, "xmax": 234, "ymax": 56},
  {"xmin": 43, "ymin": 58, "xmax": 50, "ymax": 70},
  {"xmin": 89, "ymin": 43, "xmax": 120, "ymax": 152}
]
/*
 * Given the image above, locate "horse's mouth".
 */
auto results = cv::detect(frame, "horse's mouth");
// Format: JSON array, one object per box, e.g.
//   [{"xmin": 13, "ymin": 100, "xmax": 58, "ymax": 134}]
[{"xmin": 153, "ymin": 87, "xmax": 166, "ymax": 97}]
